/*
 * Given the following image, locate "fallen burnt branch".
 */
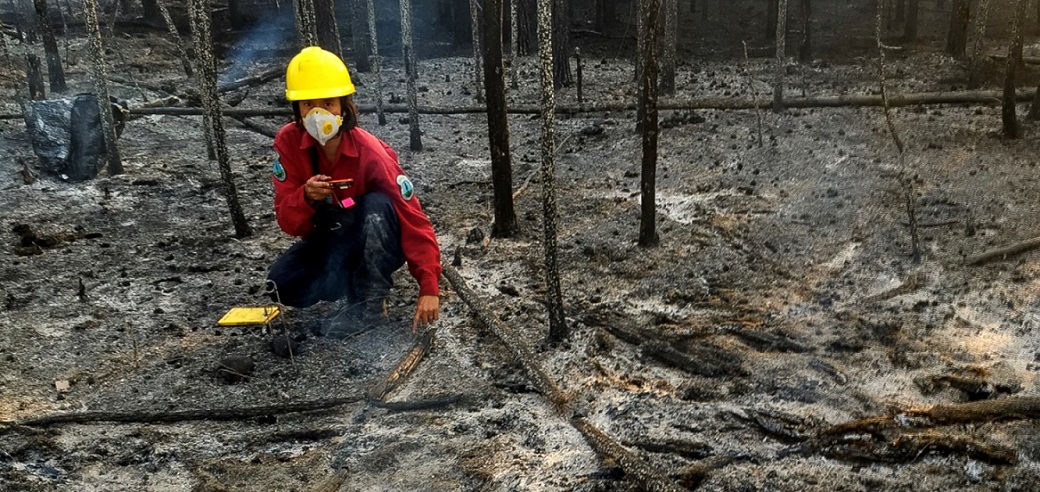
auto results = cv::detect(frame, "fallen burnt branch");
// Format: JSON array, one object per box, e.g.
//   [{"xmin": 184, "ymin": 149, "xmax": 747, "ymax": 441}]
[
  {"xmin": 623, "ymin": 437, "xmax": 714, "ymax": 460},
  {"xmin": 3, "ymin": 89, "xmax": 1035, "ymax": 121},
  {"xmin": 370, "ymin": 394, "xmax": 465, "ymax": 412},
  {"xmin": 0, "ymin": 395, "xmax": 364, "ymax": 433},
  {"xmin": 643, "ymin": 341, "xmax": 747, "ymax": 378},
  {"xmin": 719, "ymin": 325, "xmax": 810, "ymax": 353},
  {"xmin": 366, "ymin": 328, "xmax": 437, "ymax": 400},
  {"xmin": 964, "ymin": 235, "xmax": 1040, "ymax": 265},
  {"xmin": 823, "ymin": 396, "xmax": 1040, "ymax": 436},
  {"xmin": 236, "ymin": 117, "xmax": 281, "ymax": 138},
  {"xmin": 793, "ymin": 431, "xmax": 1018, "ymax": 465},
  {"xmin": 728, "ymin": 407, "xmax": 820, "ymax": 442},
  {"xmin": 677, "ymin": 454, "xmax": 747, "ymax": 489},
  {"xmin": 218, "ymin": 67, "xmax": 282, "ymax": 93},
  {"xmin": 443, "ymin": 264, "xmax": 685, "ymax": 492}
]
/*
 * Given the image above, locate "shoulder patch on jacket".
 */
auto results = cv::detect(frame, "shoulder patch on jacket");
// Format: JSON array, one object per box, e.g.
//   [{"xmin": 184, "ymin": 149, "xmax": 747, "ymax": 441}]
[
  {"xmin": 272, "ymin": 158, "xmax": 286, "ymax": 181},
  {"xmin": 396, "ymin": 175, "xmax": 414, "ymax": 201}
]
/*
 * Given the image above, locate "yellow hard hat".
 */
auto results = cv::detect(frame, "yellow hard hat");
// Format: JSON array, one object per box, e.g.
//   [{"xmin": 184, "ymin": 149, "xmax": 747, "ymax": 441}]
[{"xmin": 285, "ymin": 46, "xmax": 355, "ymax": 101}]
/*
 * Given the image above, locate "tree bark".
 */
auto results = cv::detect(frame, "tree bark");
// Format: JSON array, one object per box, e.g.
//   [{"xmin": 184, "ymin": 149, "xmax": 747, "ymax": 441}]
[
  {"xmin": 25, "ymin": 54, "xmax": 45, "ymax": 99},
  {"xmin": 482, "ymin": 0, "xmax": 517, "ymax": 238},
  {"xmin": 773, "ymin": 0, "xmax": 788, "ymax": 112},
  {"xmin": 366, "ymin": 0, "xmax": 385, "ymax": 124},
  {"xmin": 904, "ymin": 0, "xmax": 919, "ymax": 41},
  {"xmin": 766, "ymin": 0, "xmax": 778, "ymax": 40},
  {"xmin": 967, "ymin": 0, "xmax": 991, "ymax": 89},
  {"xmin": 293, "ymin": 0, "xmax": 318, "ymax": 48},
  {"xmin": 945, "ymin": 0, "xmax": 969, "ymax": 57},
  {"xmin": 141, "ymin": 0, "xmax": 158, "ymax": 21},
  {"xmin": 1002, "ymin": 0, "xmax": 1027, "ymax": 138},
  {"xmin": 639, "ymin": 0, "xmax": 661, "ymax": 248},
  {"xmin": 660, "ymin": 0, "xmax": 677, "ymax": 95},
  {"xmin": 535, "ymin": 0, "xmax": 567, "ymax": 341},
  {"xmin": 314, "ymin": 0, "xmax": 342, "ymax": 58},
  {"xmin": 551, "ymin": 0, "xmax": 571, "ymax": 88},
  {"xmin": 33, "ymin": 0, "xmax": 66, "ymax": 93},
  {"xmin": 351, "ymin": 0, "xmax": 372, "ymax": 72},
  {"xmin": 401, "ymin": 0, "xmax": 422, "ymax": 150},
  {"xmin": 154, "ymin": 0, "xmax": 192, "ymax": 78},
  {"xmin": 0, "ymin": 18, "xmax": 10, "ymax": 64},
  {"xmin": 82, "ymin": 0, "xmax": 122, "ymax": 175},
  {"xmin": 188, "ymin": 0, "xmax": 252, "ymax": 238},
  {"xmin": 469, "ymin": 0, "xmax": 485, "ymax": 102},
  {"xmin": 798, "ymin": 0, "xmax": 812, "ymax": 62}
]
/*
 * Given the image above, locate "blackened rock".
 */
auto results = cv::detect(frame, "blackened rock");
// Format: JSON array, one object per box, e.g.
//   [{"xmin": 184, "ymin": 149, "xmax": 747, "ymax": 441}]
[
  {"xmin": 217, "ymin": 356, "xmax": 254, "ymax": 384},
  {"xmin": 466, "ymin": 227, "xmax": 485, "ymax": 245},
  {"xmin": 271, "ymin": 335, "xmax": 299, "ymax": 359}
]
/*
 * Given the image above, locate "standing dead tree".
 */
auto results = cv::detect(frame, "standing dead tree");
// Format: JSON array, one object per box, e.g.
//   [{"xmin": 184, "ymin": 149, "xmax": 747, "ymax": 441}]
[
  {"xmin": 967, "ymin": 0, "xmax": 991, "ymax": 89},
  {"xmin": 773, "ymin": 0, "xmax": 788, "ymax": 112},
  {"xmin": 188, "ymin": 0, "xmax": 252, "ymax": 238},
  {"xmin": 400, "ymin": 0, "xmax": 422, "ymax": 151},
  {"xmin": 26, "ymin": 54, "xmax": 44, "ymax": 99},
  {"xmin": 470, "ymin": 0, "xmax": 485, "ymax": 103},
  {"xmin": 1003, "ymin": 0, "xmax": 1027, "ymax": 138},
  {"xmin": 365, "ymin": 0, "xmax": 385, "ymax": 125},
  {"xmin": 482, "ymin": 0, "xmax": 517, "ymax": 239},
  {"xmin": 351, "ymin": 0, "xmax": 372, "ymax": 72},
  {"xmin": 660, "ymin": 0, "xmax": 677, "ymax": 96},
  {"xmin": 293, "ymin": 0, "xmax": 318, "ymax": 48},
  {"xmin": 903, "ymin": 0, "xmax": 919, "ymax": 41},
  {"xmin": 82, "ymin": 0, "xmax": 122, "ymax": 175},
  {"xmin": 155, "ymin": 0, "xmax": 192, "ymax": 78},
  {"xmin": 0, "ymin": 18, "xmax": 10, "ymax": 63},
  {"xmin": 639, "ymin": 0, "xmax": 661, "ymax": 248},
  {"xmin": 877, "ymin": 0, "xmax": 920, "ymax": 262},
  {"xmin": 510, "ymin": 0, "xmax": 519, "ymax": 89},
  {"xmin": 946, "ymin": 0, "xmax": 969, "ymax": 57},
  {"xmin": 314, "ymin": 0, "xmax": 342, "ymax": 58},
  {"xmin": 551, "ymin": 0, "xmax": 571, "ymax": 88},
  {"xmin": 536, "ymin": 0, "xmax": 567, "ymax": 342},
  {"xmin": 798, "ymin": 0, "xmax": 812, "ymax": 62},
  {"xmin": 33, "ymin": 0, "xmax": 65, "ymax": 93}
]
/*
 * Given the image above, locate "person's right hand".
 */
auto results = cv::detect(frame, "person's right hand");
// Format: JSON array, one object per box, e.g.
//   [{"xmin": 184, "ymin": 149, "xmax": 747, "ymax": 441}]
[{"xmin": 304, "ymin": 174, "xmax": 333, "ymax": 202}]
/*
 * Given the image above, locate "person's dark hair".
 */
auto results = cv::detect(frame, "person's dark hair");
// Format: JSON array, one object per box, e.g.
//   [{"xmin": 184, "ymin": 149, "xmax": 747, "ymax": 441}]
[{"xmin": 292, "ymin": 95, "xmax": 359, "ymax": 132}]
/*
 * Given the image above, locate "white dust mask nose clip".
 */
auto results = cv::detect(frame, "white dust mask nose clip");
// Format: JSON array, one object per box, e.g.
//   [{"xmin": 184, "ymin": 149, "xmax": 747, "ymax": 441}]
[{"xmin": 303, "ymin": 107, "xmax": 343, "ymax": 146}]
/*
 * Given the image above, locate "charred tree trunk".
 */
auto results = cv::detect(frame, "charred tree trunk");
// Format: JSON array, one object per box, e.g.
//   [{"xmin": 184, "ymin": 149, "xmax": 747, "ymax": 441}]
[
  {"xmin": 895, "ymin": 0, "xmax": 905, "ymax": 23},
  {"xmin": 1002, "ymin": 0, "xmax": 1027, "ymax": 138},
  {"xmin": 638, "ymin": 0, "xmax": 661, "ymax": 248},
  {"xmin": 904, "ymin": 0, "xmax": 919, "ymax": 41},
  {"xmin": 551, "ymin": 0, "xmax": 571, "ymax": 88},
  {"xmin": 155, "ymin": 0, "xmax": 192, "ymax": 78},
  {"xmin": 401, "ymin": 0, "xmax": 422, "ymax": 150},
  {"xmin": 351, "ymin": 0, "xmax": 372, "ymax": 72},
  {"xmin": 294, "ymin": 0, "xmax": 318, "ymax": 48},
  {"xmin": 945, "ymin": 0, "xmax": 969, "ymax": 57},
  {"xmin": 967, "ymin": 0, "xmax": 991, "ymax": 89},
  {"xmin": 773, "ymin": 0, "xmax": 788, "ymax": 112},
  {"xmin": 766, "ymin": 0, "xmax": 778, "ymax": 40},
  {"xmin": 536, "ymin": 0, "xmax": 567, "ymax": 343},
  {"xmin": 469, "ymin": 0, "xmax": 485, "ymax": 102},
  {"xmin": 482, "ymin": 0, "xmax": 517, "ymax": 238},
  {"xmin": 510, "ymin": 0, "xmax": 519, "ymax": 89},
  {"xmin": 188, "ymin": 0, "xmax": 252, "ymax": 237},
  {"xmin": 0, "ymin": 18, "xmax": 10, "ymax": 63},
  {"xmin": 141, "ymin": 0, "xmax": 158, "ymax": 21},
  {"xmin": 26, "ymin": 54, "xmax": 45, "ymax": 99},
  {"xmin": 366, "ymin": 0, "xmax": 385, "ymax": 125},
  {"xmin": 227, "ymin": 0, "xmax": 247, "ymax": 28},
  {"xmin": 17, "ymin": 0, "xmax": 38, "ymax": 43},
  {"xmin": 799, "ymin": 0, "xmax": 812, "ymax": 62},
  {"xmin": 517, "ymin": 0, "xmax": 536, "ymax": 56},
  {"xmin": 660, "ymin": 0, "xmax": 677, "ymax": 95},
  {"xmin": 314, "ymin": 0, "xmax": 342, "ymax": 58},
  {"xmin": 82, "ymin": 0, "xmax": 122, "ymax": 175},
  {"xmin": 33, "ymin": 0, "xmax": 65, "ymax": 93}
]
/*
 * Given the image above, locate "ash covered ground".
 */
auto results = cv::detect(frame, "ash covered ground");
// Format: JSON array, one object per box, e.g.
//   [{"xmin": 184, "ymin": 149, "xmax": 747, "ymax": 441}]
[{"xmin": 4, "ymin": 3, "xmax": 1040, "ymax": 491}]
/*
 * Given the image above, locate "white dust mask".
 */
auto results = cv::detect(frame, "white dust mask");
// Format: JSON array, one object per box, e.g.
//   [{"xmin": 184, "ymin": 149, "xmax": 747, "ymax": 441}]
[{"xmin": 302, "ymin": 107, "xmax": 343, "ymax": 146}]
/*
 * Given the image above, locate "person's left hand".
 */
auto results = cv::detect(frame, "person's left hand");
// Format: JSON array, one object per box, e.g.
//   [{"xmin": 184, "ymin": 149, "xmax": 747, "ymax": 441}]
[{"xmin": 412, "ymin": 295, "xmax": 440, "ymax": 332}]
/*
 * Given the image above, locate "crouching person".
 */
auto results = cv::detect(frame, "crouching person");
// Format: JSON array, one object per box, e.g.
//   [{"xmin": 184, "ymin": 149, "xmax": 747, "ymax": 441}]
[{"xmin": 266, "ymin": 46, "xmax": 440, "ymax": 335}]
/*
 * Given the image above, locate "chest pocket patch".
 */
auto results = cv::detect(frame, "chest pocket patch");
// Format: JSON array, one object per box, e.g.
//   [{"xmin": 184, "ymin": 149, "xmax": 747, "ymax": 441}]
[
  {"xmin": 273, "ymin": 158, "xmax": 287, "ymax": 182},
  {"xmin": 397, "ymin": 175, "xmax": 414, "ymax": 201}
]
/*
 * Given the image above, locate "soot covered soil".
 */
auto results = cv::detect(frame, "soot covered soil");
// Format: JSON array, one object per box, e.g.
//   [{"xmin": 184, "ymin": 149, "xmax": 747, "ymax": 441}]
[{"xmin": 4, "ymin": 6, "xmax": 1040, "ymax": 492}]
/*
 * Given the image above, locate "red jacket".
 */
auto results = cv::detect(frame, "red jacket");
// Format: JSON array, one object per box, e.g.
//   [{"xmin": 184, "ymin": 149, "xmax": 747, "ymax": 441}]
[{"xmin": 272, "ymin": 123, "xmax": 441, "ymax": 296}]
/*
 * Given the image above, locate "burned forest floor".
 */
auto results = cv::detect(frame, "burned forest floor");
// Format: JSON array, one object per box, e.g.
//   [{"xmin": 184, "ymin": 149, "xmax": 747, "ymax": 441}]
[{"xmin": 5, "ymin": 12, "xmax": 1040, "ymax": 492}]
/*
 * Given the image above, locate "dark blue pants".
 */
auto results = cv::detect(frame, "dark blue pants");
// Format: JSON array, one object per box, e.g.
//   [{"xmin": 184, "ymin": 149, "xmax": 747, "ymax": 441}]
[{"xmin": 267, "ymin": 193, "xmax": 405, "ymax": 309}]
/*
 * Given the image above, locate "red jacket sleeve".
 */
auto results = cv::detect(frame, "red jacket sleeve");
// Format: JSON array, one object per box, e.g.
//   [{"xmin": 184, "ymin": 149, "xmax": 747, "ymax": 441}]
[
  {"xmin": 272, "ymin": 125, "xmax": 316, "ymax": 239},
  {"xmin": 363, "ymin": 134, "xmax": 441, "ymax": 296}
]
